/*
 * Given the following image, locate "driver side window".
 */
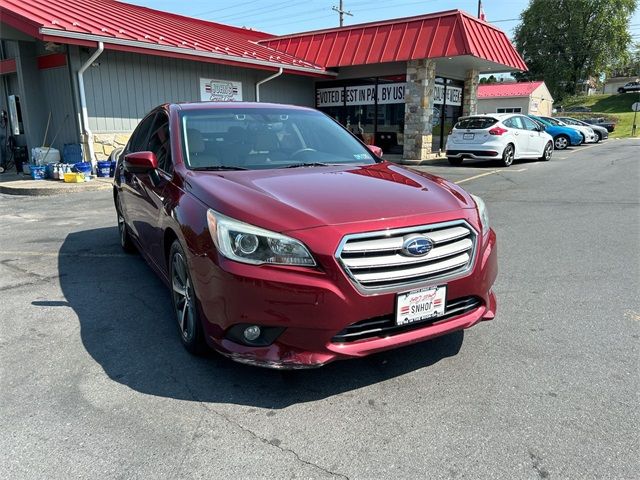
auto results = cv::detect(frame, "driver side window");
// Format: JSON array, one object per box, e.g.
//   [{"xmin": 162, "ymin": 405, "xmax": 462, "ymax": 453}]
[
  {"xmin": 521, "ymin": 117, "xmax": 539, "ymax": 131},
  {"xmin": 146, "ymin": 113, "xmax": 172, "ymax": 174}
]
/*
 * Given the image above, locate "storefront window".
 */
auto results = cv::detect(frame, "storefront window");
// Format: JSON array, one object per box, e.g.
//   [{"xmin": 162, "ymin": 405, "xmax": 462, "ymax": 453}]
[
  {"xmin": 316, "ymin": 76, "xmax": 405, "ymax": 154},
  {"xmin": 432, "ymin": 78, "xmax": 464, "ymax": 152}
]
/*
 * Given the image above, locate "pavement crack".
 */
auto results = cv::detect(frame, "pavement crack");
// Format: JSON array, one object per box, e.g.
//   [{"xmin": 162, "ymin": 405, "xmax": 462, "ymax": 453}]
[
  {"xmin": 167, "ymin": 369, "xmax": 348, "ymax": 479},
  {"xmin": 528, "ymin": 449, "xmax": 550, "ymax": 479}
]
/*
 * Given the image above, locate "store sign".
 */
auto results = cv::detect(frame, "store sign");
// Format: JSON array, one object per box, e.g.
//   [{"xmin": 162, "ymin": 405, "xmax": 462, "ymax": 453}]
[
  {"xmin": 316, "ymin": 82, "xmax": 406, "ymax": 107},
  {"xmin": 200, "ymin": 78, "xmax": 242, "ymax": 102},
  {"xmin": 433, "ymin": 84, "xmax": 462, "ymax": 106}
]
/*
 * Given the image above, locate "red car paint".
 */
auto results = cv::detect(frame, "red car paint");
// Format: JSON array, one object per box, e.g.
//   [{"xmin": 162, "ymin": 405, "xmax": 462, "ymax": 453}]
[{"xmin": 114, "ymin": 102, "xmax": 497, "ymax": 368}]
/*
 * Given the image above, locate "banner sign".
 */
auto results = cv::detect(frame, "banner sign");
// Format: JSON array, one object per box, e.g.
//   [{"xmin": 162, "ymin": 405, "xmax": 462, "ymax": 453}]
[
  {"xmin": 433, "ymin": 84, "xmax": 462, "ymax": 106},
  {"xmin": 316, "ymin": 83, "xmax": 406, "ymax": 107},
  {"xmin": 377, "ymin": 83, "xmax": 406, "ymax": 104},
  {"xmin": 200, "ymin": 78, "xmax": 242, "ymax": 102}
]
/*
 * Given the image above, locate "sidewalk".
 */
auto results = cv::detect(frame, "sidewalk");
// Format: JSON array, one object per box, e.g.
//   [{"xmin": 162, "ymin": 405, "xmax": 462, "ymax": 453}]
[{"xmin": 0, "ymin": 172, "xmax": 113, "ymax": 196}]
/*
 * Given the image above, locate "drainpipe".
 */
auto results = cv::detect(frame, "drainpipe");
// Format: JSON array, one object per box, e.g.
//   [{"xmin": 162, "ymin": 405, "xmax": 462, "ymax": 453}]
[
  {"xmin": 77, "ymin": 42, "xmax": 104, "ymax": 169},
  {"xmin": 255, "ymin": 67, "xmax": 283, "ymax": 102}
]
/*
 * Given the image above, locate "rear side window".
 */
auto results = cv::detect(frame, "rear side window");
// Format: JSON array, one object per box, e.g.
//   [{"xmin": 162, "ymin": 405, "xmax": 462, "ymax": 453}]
[
  {"xmin": 455, "ymin": 117, "xmax": 498, "ymax": 130},
  {"xmin": 128, "ymin": 114, "xmax": 157, "ymax": 153}
]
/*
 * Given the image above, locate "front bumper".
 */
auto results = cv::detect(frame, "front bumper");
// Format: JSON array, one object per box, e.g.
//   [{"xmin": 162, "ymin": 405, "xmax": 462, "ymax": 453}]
[{"xmin": 189, "ymin": 218, "xmax": 498, "ymax": 369}]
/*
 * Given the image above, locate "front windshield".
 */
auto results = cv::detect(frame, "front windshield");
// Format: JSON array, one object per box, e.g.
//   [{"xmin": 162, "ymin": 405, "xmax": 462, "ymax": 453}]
[
  {"xmin": 180, "ymin": 107, "xmax": 377, "ymax": 170},
  {"xmin": 542, "ymin": 117, "xmax": 563, "ymax": 126},
  {"xmin": 530, "ymin": 116, "xmax": 551, "ymax": 127}
]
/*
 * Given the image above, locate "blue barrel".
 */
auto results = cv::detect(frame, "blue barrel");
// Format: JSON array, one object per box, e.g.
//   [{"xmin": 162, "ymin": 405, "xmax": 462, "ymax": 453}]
[
  {"xmin": 63, "ymin": 144, "xmax": 84, "ymax": 164},
  {"xmin": 74, "ymin": 162, "xmax": 92, "ymax": 175},
  {"xmin": 30, "ymin": 166, "xmax": 46, "ymax": 180},
  {"xmin": 44, "ymin": 162, "xmax": 57, "ymax": 178},
  {"xmin": 97, "ymin": 160, "xmax": 111, "ymax": 177}
]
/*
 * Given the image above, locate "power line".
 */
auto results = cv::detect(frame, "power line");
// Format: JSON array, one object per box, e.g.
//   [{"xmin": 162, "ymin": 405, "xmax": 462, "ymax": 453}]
[
  {"xmin": 190, "ymin": 0, "xmax": 263, "ymax": 17},
  {"xmin": 207, "ymin": 0, "xmax": 299, "ymax": 22}
]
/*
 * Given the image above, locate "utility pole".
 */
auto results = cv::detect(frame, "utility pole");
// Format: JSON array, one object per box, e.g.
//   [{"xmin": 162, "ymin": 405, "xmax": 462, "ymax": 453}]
[
  {"xmin": 332, "ymin": 0, "xmax": 353, "ymax": 27},
  {"xmin": 477, "ymin": 0, "xmax": 482, "ymax": 17}
]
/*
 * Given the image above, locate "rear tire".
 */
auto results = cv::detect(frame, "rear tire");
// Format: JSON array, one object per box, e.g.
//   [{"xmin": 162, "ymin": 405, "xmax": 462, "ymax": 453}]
[
  {"xmin": 501, "ymin": 144, "xmax": 514, "ymax": 167},
  {"xmin": 554, "ymin": 135, "xmax": 569, "ymax": 150},
  {"xmin": 539, "ymin": 141, "xmax": 553, "ymax": 161},
  {"xmin": 596, "ymin": 132, "xmax": 602, "ymax": 142},
  {"xmin": 116, "ymin": 194, "xmax": 136, "ymax": 254},
  {"xmin": 447, "ymin": 157, "xmax": 463, "ymax": 166},
  {"xmin": 169, "ymin": 240, "xmax": 207, "ymax": 355}
]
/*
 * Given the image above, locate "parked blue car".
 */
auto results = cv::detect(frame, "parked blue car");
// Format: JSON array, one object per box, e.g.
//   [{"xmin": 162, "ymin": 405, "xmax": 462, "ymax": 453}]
[{"xmin": 528, "ymin": 115, "xmax": 583, "ymax": 150}]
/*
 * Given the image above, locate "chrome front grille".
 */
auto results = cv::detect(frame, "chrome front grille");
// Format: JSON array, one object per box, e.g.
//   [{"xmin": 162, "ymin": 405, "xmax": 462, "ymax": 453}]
[{"xmin": 336, "ymin": 220, "xmax": 477, "ymax": 293}]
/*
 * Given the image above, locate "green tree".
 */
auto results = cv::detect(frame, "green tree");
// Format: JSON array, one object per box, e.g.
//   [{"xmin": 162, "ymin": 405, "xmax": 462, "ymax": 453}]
[{"xmin": 513, "ymin": 0, "xmax": 636, "ymax": 99}]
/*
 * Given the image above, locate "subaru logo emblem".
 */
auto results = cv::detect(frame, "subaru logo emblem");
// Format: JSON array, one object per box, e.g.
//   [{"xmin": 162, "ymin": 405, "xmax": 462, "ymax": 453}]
[{"xmin": 401, "ymin": 234, "xmax": 433, "ymax": 257}]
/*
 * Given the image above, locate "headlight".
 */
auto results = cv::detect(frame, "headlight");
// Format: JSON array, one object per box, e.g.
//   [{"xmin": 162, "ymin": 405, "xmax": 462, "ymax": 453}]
[
  {"xmin": 471, "ymin": 194, "xmax": 490, "ymax": 236},
  {"xmin": 206, "ymin": 209, "xmax": 316, "ymax": 266}
]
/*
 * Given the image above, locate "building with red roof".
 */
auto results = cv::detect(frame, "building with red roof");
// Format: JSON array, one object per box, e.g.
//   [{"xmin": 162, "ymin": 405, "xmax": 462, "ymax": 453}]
[
  {"xmin": 0, "ymin": 0, "xmax": 527, "ymax": 163},
  {"xmin": 478, "ymin": 81, "xmax": 554, "ymax": 116}
]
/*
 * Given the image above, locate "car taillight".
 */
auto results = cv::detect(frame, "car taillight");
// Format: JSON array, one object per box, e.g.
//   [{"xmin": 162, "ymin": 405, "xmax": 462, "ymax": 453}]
[{"xmin": 488, "ymin": 126, "xmax": 508, "ymax": 135}]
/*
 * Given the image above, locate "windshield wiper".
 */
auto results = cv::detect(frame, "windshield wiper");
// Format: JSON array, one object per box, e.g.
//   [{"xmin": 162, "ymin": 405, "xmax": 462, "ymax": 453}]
[
  {"xmin": 191, "ymin": 165, "xmax": 248, "ymax": 171},
  {"xmin": 284, "ymin": 162, "xmax": 331, "ymax": 168}
]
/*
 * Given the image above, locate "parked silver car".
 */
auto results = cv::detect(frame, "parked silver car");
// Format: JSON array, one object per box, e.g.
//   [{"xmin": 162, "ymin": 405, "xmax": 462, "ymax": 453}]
[{"xmin": 556, "ymin": 117, "xmax": 608, "ymax": 142}]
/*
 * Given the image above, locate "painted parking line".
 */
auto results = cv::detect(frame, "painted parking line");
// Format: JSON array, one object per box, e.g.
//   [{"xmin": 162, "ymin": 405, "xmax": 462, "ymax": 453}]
[
  {"xmin": 454, "ymin": 168, "xmax": 527, "ymax": 185},
  {"xmin": 567, "ymin": 143, "xmax": 604, "ymax": 154}
]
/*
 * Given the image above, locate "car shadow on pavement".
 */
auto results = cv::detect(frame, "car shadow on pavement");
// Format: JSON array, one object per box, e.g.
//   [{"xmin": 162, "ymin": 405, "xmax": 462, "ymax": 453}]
[{"xmin": 59, "ymin": 226, "xmax": 464, "ymax": 409}]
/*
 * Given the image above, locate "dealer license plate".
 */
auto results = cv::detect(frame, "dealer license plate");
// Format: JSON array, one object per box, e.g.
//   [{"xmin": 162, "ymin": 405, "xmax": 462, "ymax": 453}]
[
  {"xmin": 463, "ymin": 133, "xmax": 474, "ymax": 139},
  {"xmin": 396, "ymin": 286, "xmax": 446, "ymax": 326}
]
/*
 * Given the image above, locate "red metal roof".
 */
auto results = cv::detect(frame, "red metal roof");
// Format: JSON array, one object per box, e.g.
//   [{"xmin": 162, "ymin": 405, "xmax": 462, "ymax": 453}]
[
  {"xmin": 260, "ymin": 10, "xmax": 527, "ymax": 71},
  {"xmin": 478, "ymin": 81, "xmax": 544, "ymax": 98},
  {"xmin": 0, "ymin": 0, "xmax": 328, "ymax": 75}
]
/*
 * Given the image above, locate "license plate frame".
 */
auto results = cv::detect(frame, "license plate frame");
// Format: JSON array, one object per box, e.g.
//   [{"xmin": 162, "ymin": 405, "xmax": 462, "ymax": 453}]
[
  {"xmin": 395, "ymin": 285, "xmax": 447, "ymax": 326},
  {"xmin": 463, "ymin": 133, "xmax": 475, "ymax": 140}
]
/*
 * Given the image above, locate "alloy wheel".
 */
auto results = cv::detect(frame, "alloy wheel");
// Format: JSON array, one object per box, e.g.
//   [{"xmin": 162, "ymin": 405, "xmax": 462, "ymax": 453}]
[
  {"xmin": 171, "ymin": 252, "xmax": 196, "ymax": 341},
  {"xmin": 544, "ymin": 143, "xmax": 552, "ymax": 160},
  {"xmin": 502, "ymin": 145, "xmax": 514, "ymax": 167},
  {"xmin": 555, "ymin": 136, "xmax": 568, "ymax": 150}
]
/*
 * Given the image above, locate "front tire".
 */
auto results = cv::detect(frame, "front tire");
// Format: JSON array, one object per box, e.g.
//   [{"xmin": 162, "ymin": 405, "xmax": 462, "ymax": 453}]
[
  {"xmin": 501, "ymin": 144, "xmax": 515, "ymax": 167},
  {"xmin": 554, "ymin": 135, "xmax": 569, "ymax": 150},
  {"xmin": 169, "ymin": 240, "xmax": 206, "ymax": 355},
  {"xmin": 447, "ymin": 157, "xmax": 464, "ymax": 166},
  {"xmin": 539, "ymin": 141, "xmax": 553, "ymax": 161},
  {"xmin": 595, "ymin": 132, "xmax": 602, "ymax": 142}
]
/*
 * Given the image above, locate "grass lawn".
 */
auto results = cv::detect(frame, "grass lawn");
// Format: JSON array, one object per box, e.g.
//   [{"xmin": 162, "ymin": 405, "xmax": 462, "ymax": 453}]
[{"xmin": 560, "ymin": 93, "xmax": 640, "ymax": 138}]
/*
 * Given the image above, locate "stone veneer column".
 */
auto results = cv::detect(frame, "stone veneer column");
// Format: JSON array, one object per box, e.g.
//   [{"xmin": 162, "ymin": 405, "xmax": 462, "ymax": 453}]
[
  {"xmin": 403, "ymin": 59, "xmax": 436, "ymax": 162},
  {"xmin": 462, "ymin": 68, "xmax": 480, "ymax": 117}
]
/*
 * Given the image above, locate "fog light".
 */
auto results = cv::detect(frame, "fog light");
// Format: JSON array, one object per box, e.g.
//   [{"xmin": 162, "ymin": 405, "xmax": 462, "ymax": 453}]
[{"xmin": 243, "ymin": 325, "xmax": 261, "ymax": 341}]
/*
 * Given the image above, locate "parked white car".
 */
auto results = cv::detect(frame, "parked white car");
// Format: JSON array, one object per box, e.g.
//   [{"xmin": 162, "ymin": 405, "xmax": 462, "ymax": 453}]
[
  {"xmin": 540, "ymin": 116, "xmax": 598, "ymax": 143},
  {"xmin": 446, "ymin": 113, "xmax": 554, "ymax": 167}
]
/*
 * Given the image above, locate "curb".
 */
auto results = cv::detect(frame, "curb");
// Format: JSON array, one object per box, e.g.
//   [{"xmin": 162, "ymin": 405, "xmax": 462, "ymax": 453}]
[{"xmin": 0, "ymin": 180, "xmax": 112, "ymax": 196}]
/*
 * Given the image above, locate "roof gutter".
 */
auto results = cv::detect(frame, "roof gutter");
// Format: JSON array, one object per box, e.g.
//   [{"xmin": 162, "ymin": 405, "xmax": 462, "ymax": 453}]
[
  {"xmin": 40, "ymin": 28, "xmax": 334, "ymax": 76},
  {"xmin": 77, "ymin": 41, "xmax": 104, "ymax": 169},
  {"xmin": 255, "ymin": 67, "xmax": 283, "ymax": 102}
]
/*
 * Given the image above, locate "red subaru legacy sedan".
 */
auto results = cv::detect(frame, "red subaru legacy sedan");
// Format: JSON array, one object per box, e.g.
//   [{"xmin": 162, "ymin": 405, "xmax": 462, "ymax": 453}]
[{"xmin": 113, "ymin": 102, "xmax": 497, "ymax": 369}]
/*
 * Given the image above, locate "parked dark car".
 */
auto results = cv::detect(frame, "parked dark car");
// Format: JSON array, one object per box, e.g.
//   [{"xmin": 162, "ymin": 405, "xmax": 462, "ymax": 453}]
[
  {"xmin": 583, "ymin": 117, "xmax": 616, "ymax": 133},
  {"xmin": 113, "ymin": 102, "xmax": 498, "ymax": 369},
  {"xmin": 617, "ymin": 81, "xmax": 640, "ymax": 94},
  {"xmin": 563, "ymin": 105, "xmax": 592, "ymax": 113}
]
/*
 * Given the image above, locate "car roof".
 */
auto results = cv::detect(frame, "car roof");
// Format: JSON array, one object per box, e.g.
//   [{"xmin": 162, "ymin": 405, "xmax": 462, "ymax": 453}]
[
  {"xmin": 173, "ymin": 101, "xmax": 315, "ymax": 112},
  {"xmin": 458, "ymin": 113, "xmax": 520, "ymax": 120}
]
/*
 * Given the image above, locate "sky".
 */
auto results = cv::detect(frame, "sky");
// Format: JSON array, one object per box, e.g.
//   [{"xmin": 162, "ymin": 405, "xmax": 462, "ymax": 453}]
[{"xmin": 130, "ymin": 0, "xmax": 640, "ymax": 39}]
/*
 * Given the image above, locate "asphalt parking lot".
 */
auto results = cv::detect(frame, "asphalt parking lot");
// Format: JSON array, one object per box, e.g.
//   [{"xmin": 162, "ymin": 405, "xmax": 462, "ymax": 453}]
[{"xmin": 1, "ymin": 139, "xmax": 638, "ymax": 479}]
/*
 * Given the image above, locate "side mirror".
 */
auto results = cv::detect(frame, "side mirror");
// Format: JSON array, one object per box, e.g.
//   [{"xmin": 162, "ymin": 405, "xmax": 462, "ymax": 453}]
[
  {"xmin": 124, "ymin": 151, "xmax": 158, "ymax": 173},
  {"xmin": 367, "ymin": 145, "xmax": 383, "ymax": 157}
]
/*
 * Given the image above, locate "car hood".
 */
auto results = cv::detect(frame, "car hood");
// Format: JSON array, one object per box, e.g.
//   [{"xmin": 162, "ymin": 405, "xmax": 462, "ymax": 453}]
[{"xmin": 183, "ymin": 162, "xmax": 474, "ymax": 232}]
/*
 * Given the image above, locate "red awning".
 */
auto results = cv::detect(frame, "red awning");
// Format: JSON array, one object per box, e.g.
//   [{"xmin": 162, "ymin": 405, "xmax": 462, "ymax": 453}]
[
  {"xmin": 260, "ymin": 10, "xmax": 527, "ymax": 72},
  {"xmin": 0, "ymin": 0, "xmax": 329, "ymax": 76}
]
